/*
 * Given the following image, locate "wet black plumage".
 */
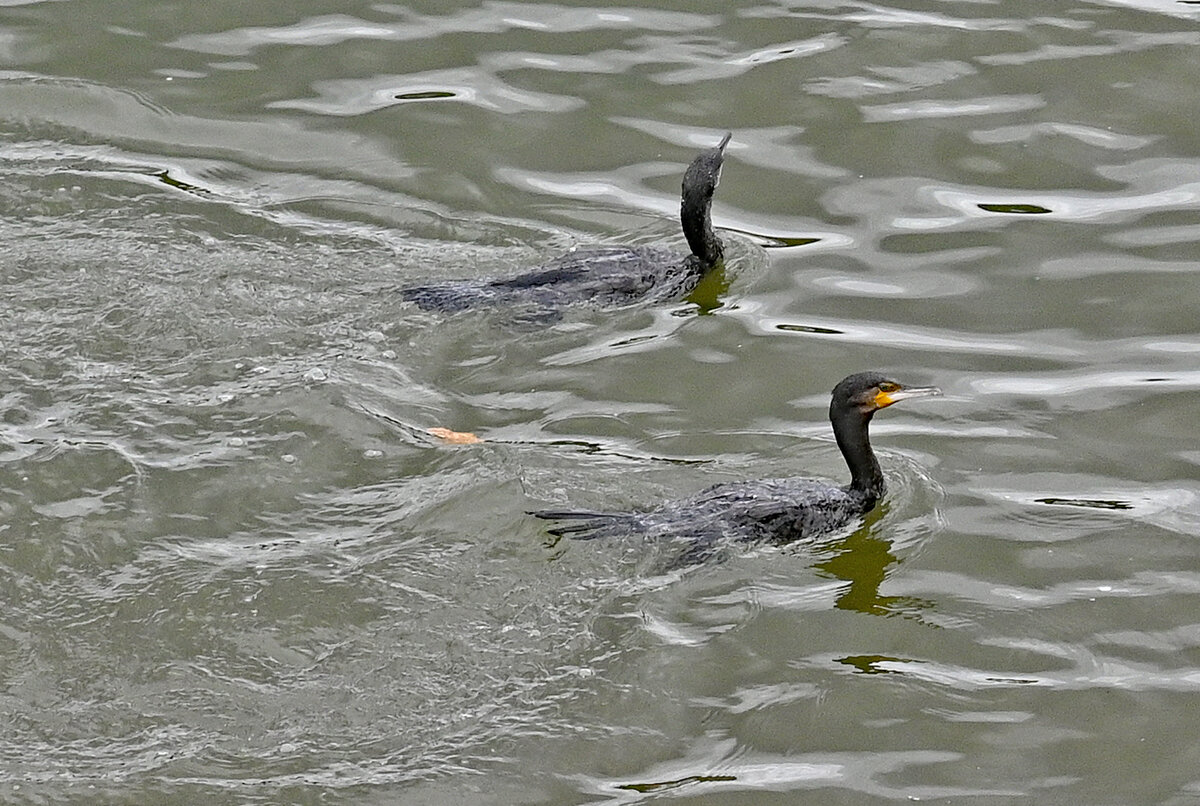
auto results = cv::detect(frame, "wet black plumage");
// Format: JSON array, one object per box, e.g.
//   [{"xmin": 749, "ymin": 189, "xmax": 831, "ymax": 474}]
[
  {"xmin": 532, "ymin": 373, "xmax": 940, "ymax": 553},
  {"xmin": 401, "ymin": 133, "xmax": 732, "ymax": 312}
]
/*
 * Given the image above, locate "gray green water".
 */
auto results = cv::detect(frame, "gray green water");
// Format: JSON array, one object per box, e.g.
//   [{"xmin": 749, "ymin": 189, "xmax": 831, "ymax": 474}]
[{"xmin": 3, "ymin": 0, "xmax": 1200, "ymax": 803}]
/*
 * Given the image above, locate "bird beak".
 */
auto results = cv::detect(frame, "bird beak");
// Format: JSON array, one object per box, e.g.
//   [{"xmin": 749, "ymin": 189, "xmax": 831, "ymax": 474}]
[
  {"xmin": 711, "ymin": 134, "xmax": 732, "ymax": 186},
  {"xmin": 875, "ymin": 385, "xmax": 941, "ymax": 409}
]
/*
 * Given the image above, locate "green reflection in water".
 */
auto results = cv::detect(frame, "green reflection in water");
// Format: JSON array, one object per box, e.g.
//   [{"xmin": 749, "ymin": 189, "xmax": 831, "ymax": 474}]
[
  {"xmin": 153, "ymin": 170, "xmax": 211, "ymax": 196},
  {"xmin": 838, "ymin": 654, "xmax": 910, "ymax": 674},
  {"xmin": 813, "ymin": 510, "xmax": 929, "ymax": 618},
  {"xmin": 685, "ymin": 265, "xmax": 730, "ymax": 314},
  {"xmin": 817, "ymin": 532, "xmax": 897, "ymax": 616}
]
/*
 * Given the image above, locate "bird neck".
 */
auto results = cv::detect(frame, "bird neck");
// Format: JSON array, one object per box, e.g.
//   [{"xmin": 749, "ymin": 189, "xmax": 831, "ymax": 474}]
[
  {"xmin": 681, "ymin": 189, "xmax": 722, "ymax": 268},
  {"xmin": 833, "ymin": 409, "xmax": 886, "ymax": 506}
]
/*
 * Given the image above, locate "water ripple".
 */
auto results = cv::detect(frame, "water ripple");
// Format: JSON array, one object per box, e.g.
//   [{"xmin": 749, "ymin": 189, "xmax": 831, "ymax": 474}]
[
  {"xmin": 573, "ymin": 733, "xmax": 1002, "ymax": 803},
  {"xmin": 168, "ymin": 5, "xmax": 718, "ymax": 57},
  {"xmin": 5, "ymin": 0, "xmax": 1200, "ymax": 800},
  {"xmin": 271, "ymin": 68, "xmax": 584, "ymax": 116}
]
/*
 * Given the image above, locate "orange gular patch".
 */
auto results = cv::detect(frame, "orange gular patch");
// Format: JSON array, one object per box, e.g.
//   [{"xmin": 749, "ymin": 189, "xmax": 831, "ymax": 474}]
[
  {"xmin": 872, "ymin": 389, "xmax": 897, "ymax": 409},
  {"xmin": 428, "ymin": 426, "xmax": 483, "ymax": 445}
]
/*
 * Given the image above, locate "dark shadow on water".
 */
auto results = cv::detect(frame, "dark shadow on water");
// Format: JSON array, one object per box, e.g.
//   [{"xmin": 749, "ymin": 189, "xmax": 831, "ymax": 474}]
[
  {"xmin": 616, "ymin": 774, "xmax": 738, "ymax": 793},
  {"xmin": 395, "ymin": 90, "xmax": 456, "ymax": 101},
  {"xmin": 775, "ymin": 322, "xmax": 844, "ymax": 335},
  {"xmin": 977, "ymin": 202, "xmax": 1052, "ymax": 215},
  {"xmin": 721, "ymin": 227, "xmax": 820, "ymax": 250},
  {"xmin": 1036, "ymin": 497, "xmax": 1133, "ymax": 511}
]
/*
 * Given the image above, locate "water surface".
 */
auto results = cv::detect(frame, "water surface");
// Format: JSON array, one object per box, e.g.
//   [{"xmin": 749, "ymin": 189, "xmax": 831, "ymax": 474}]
[{"xmin": 3, "ymin": 0, "xmax": 1200, "ymax": 803}]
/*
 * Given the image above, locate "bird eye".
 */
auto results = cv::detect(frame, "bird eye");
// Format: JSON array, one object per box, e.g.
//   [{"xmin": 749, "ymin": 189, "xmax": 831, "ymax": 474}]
[{"xmin": 878, "ymin": 382, "xmax": 898, "ymax": 393}]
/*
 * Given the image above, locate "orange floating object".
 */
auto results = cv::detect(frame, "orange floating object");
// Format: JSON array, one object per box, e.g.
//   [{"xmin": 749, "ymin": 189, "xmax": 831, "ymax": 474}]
[{"xmin": 428, "ymin": 426, "xmax": 483, "ymax": 445}]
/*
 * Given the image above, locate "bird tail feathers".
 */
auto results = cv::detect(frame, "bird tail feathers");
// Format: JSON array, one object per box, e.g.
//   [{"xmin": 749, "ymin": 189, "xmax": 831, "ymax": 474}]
[{"xmin": 529, "ymin": 509, "xmax": 636, "ymax": 539}]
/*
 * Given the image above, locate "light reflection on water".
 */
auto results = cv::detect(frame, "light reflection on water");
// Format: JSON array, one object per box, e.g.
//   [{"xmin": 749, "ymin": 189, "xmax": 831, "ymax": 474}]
[{"xmin": 3, "ymin": 0, "xmax": 1200, "ymax": 803}]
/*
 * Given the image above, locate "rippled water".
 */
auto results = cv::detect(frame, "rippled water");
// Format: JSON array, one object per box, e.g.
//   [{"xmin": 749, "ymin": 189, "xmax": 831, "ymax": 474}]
[{"xmin": 3, "ymin": 0, "xmax": 1200, "ymax": 803}]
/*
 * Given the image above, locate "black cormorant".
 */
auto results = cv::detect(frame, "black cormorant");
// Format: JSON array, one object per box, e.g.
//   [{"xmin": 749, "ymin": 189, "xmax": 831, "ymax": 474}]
[
  {"xmin": 401, "ymin": 132, "xmax": 733, "ymax": 312},
  {"xmin": 532, "ymin": 373, "xmax": 940, "ymax": 554}
]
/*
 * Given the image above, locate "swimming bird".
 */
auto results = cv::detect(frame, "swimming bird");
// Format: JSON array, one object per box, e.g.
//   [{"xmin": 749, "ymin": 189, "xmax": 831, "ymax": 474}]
[
  {"xmin": 532, "ymin": 373, "xmax": 940, "ymax": 554},
  {"xmin": 401, "ymin": 132, "xmax": 733, "ymax": 313}
]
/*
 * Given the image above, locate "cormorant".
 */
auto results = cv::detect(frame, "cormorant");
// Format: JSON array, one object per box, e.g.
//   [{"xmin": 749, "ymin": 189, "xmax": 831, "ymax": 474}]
[
  {"xmin": 401, "ymin": 132, "xmax": 733, "ymax": 312},
  {"xmin": 532, "ymin": 373, "xmax": 940, "ymax": 554}
]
